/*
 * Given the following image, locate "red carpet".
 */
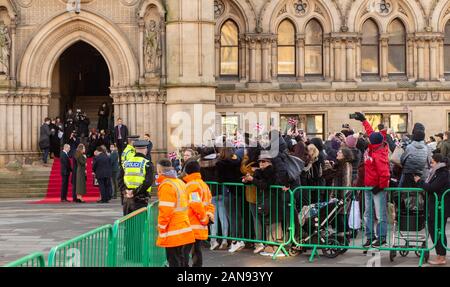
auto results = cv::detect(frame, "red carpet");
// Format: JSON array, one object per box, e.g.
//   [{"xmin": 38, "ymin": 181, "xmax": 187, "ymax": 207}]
[{"xmin": 32, "ymin": 157, "xmax": 101, "ymax": 204}]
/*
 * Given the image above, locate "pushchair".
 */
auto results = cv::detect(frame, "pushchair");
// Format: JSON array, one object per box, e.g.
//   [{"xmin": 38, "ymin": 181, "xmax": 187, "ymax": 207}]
[
  {"xmin": 289, "ymin": 190, "xmax": 357, "ymax": 258},
  {"xmin": 388, "ymin": 190, "xmax": 430, "ymax": 263}
]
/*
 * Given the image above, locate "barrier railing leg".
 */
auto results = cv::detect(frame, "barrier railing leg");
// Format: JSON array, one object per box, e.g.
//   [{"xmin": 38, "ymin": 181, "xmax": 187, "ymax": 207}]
[
  {"xmin": 309, "ymin": 246, "xmax": 318, "ymax": 263},
  {"xmin": 418, "ymin": 250, "xmax": 425, "ymax": 267},
  {"xmin": 273, "ymin": 245, "xmax": 289, "ymax": 260}
]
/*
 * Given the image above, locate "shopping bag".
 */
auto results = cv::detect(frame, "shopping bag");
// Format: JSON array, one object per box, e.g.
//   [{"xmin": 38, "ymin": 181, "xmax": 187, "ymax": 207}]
[
  {"xmin": 348, "ymin": 200, "xmax": 361, "ymax": 230},
  {"xmin": 390, "ymin": 146, "xmax": 404, "ymax": 166}
]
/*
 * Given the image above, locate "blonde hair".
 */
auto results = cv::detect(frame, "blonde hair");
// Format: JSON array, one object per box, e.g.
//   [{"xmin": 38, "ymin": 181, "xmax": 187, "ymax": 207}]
[{"xmin": 307, "ymin": 144, "xmax": 319, "ymax": 160}]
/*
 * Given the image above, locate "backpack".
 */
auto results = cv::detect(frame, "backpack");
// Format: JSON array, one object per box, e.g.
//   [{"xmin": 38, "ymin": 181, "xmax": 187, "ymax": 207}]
[{"xmin": 281, "ymin": 152, "xmax": 305, "ymax": 182}]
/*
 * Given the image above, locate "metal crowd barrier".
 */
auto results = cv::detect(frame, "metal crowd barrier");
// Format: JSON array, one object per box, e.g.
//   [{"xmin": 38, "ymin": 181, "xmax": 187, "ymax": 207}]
[
  {"xmin": 207, "ymin": 182, "xmax": 292, "ymax": 258},
  {"xmin": 47, "ymin": 225, "xmax": 113, "ymax": 267},
  {"xmin": 441, "ymin": 190, "xmax": 450, "ymax": 252},
  {"xmin": 3, "ymin": 252, "xmax": 46, "ymax": 267},
  {"xmin": 147, "ymin": 201, "xmax": 167, "ymax": 267}
]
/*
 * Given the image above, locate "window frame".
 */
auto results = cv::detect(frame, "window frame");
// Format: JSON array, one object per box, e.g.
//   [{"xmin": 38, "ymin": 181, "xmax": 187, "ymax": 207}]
[
  {"xmin": 220, "ymin": 20, "xmax": 240, "ymax": 77},
  {"xmin": 365, "ymin": 112, "xmax": 409, "ymax": 135},
  {"xmin": 277, "ymin": 19, "xmax": 297, "ymax": 77},
  {"xmin": 280, "ymin": 113, "xmax": 326, "ymax": 139},
  {"xmin": 304, "ymin": 19, "xmax": 324, "ymax": 77},
  {"xmin": 444, "ymin": 21, "xmax": 450, "ymax": 76},
  {"xmin": 387, "ymin": 19, "xmax": 407, "ymax": 76},
  {"xmin": 361, "ymin": 19, "xmax": 380, "ymax": 77}
]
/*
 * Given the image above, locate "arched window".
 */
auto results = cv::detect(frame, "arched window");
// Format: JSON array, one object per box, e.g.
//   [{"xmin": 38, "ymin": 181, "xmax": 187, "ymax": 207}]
[
  {"xmin": 305, "ymin": 19, "xmax": 323, "ymax": 75},
  {"xmin": 361, "ymin": 19, "xmax": 379, "ymax": 75},
  {"xmin": 220, "ymin": 20, "xmax": 239, "ymax": 76},
  {"xmin": 444, "ymin": 21, "xmax": 450, "ymax": 74},
  {"xmin": 388, "ymin": 19, "xmax": 406, "ymax": 74},
  {"xmin": 277, "ymin": 20, "xmax": 296, "ymax": 75}
]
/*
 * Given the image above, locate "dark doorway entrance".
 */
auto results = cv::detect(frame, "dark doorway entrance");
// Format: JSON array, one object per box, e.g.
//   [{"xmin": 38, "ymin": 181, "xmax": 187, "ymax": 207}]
[{"xmin": 53, "ymin": 41, "xmax": 113, "ymax": 131}]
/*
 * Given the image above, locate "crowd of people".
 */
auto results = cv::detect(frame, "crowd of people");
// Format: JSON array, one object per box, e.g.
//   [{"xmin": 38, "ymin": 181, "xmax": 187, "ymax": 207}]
[{"xmin": 164, "ymin": 112, "xmax": 450, "ymax": 265}]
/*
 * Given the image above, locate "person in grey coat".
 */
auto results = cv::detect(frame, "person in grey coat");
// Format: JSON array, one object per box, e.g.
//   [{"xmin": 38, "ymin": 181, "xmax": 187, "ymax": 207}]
[
  {"xmin": 400, "ymin": 129, "xmax": 430, "ymax": 188},
  {"xmin": 39, "ymin": 118, "xmax": 53, "ymax": 164}
]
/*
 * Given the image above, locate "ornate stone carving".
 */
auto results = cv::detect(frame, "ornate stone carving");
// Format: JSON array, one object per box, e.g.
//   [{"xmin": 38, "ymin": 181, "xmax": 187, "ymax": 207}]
[
  {"xmin": 144, "ymin": 20, "xmax": 161, "ymax": 75},
  {"xmin": 293, "ymin": 0, "xmax": 309, "ymax": 17},
  {"xmin": 278, "ymin": 5, "xmax": 287, "ymax": 17},
  {"xmin": 0, "ymin": 23, "xmax": 11, "ymax": 77},
  {"xmin": 214, "ymin": 0, "xmax": 225, "ymax": 19},
  {"xmin": 366, "ymin": 0, "xmax": 392, "ymax": 16},
  {"xmin": 314, "ymin": 5, "xmax": 324, "ymax": 16}
]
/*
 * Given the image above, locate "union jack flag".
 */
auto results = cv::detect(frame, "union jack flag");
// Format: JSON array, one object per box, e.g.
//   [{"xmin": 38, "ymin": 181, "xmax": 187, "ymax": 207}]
[
  {"xmin": 254, "ymin": 123, "xmax": 264, "ymax": 132},
  {"xmin": 288, "ymin": 118, "xmax": 298, "ymax": 126},
  {"xmin": 168, "ymin": 152, "xmax": 177, "ymax": 160},
  {"xmin": 233, "ymin": 138, "xmax": 243, "ymax": 147}
]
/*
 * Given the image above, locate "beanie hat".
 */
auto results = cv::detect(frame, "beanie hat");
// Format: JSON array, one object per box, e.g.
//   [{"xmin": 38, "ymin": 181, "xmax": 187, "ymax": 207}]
[
  {"xmin": 310, "ymin": 137, "xmax": 324, "ymax": 152},
  {"xmin": 412, "ymin": 123, "xmax": 425, "ymax": 135},
  {"xmin": 412, "ymin": 130, "xmax": 425, "ymax": 142},
  {"xmin": 369, "ymin": 132, "xmax": 383, "ymax": 145},
  {"xmin": 184, "ymin": 160, "xmax": 201, "ymax": 175},
  {"xmin": 345, "ymin": 135, "xmax": 357, "ymax": 148},
  {"xmin": 331, "ymin": 138, "xmax": 341, "ymax": 150}
]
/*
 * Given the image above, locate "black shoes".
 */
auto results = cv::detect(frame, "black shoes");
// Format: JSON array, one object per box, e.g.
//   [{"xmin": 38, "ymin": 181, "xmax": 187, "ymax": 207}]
[
  {"xmin": 96, "ymin": 200, "xmax": 110, "ymax": 204},
  {"xmin": 363, "ymin": 239, "xmax": 374, "ymax": 248},
  {"xmin": 371, "ymin": 239, "xmax": 387, "ymax": 247},
  {"xmin": 61, "ymin": 199, "xmax": 69, "ymax": 203}
]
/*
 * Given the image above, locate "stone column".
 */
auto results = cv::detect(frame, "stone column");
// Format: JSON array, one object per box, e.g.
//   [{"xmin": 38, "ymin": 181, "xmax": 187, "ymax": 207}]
[
  {"xmin": 6, "ymin": 95, "xmax": 13, "ymax": 150},
  {"xmin": 334, "ymin": 39, "xmax": 341, "ymax": 81},
  {"xmin": 0, "ymin": 95, "xmax": 6, "ymax": 151},
  {"xmin": 346, "ymin": 39, "xmax": 355, "ymax": 81},
  {"xmin": 127, "ymin": 93, "xmax": 136, "ymax": 134},
  {"xmin": 297, "ymin": 35, "xmax": 305, "ymax": 81},
  {"xmin": 239, "ymin": 35, "xmax": 247, "ymax": 81},
  {"xmin": 324, "ymin": 37, "xmax": 331, "ymax": 80},
  {"xmin": 13, "ymin": 96, "xmax": 21, "ymax": 152},
  {"xmin": 215, "ymin": 35, "xmax": 220, "ymax": 79},
  {"xmin": 329, "ymin": 39, "xmax": 334, "ymax": 80},
  {"xmin": 160, "ymin": 16, "xmax": 167, "ymax": 81},
  {"xmin": 380, "ymin": 36, "xmax": 388, "ymax": 80},
  {"xmin": 341, "ymin": 40, "xmax": 347, "ymax": 81},
  {"xmin": 407, "ymin": 37, "xmax": 415, "ymax": 79},
  {"xmin": 138, "ymin": 19, "xmax": 145, "ymax": 81},
  {"xmin": 166, "ymin": 0, "xmax": 216, "ymax": 149},
  {"xmin": 271, "ymin": 37, "xmax": 278, "ymax": 79},
  {"xmin": 430, "ymin": 38, "xmax": 438, "ymax": 81},
  {"xmin": 261, "ymin": 37, "xmax": 271, "ymax": 82},
  {"xmin": 248, "ymin": 37, "xmax": 257, "ymax": 82},
  {"xmin": 439, "ymin": 38, "xmax": 445, "ymax": 80},
  {"xmin": 10, "ymin": 22, "xmax": 16, "ymax": 85},
  {"xmin": 31, "ymin": 96, "xmax": 38, "ymax": 152},
  {"xmin": 417, "ymin": 38, "xmax": 425, "ymax": 81},
  {"xmin": 21, "ymin": 97, "xmax": 30, "ymax": 151},
  {"xmin": 355, "ymin": 37, "xmax": 361, "ymax": 80}
]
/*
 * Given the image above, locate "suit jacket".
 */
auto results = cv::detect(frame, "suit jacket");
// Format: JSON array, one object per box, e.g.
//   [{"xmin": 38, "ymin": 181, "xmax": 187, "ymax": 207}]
[
  {"xmin": 93, "ymin": 152, "xmax": 113, "ymax": 179},
  {"xmin": 60, "ymin": 151, "xmax": 72, "ymax": 176},
  {"xmin": 114, "ymin": 125, "xmax": 128, "ymax": 145}
]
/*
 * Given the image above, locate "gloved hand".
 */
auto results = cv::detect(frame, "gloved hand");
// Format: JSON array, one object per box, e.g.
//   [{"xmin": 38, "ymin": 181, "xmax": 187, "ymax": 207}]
[
  {"xmin": 354, "ymin": 112, "xmax": 366, "ymax": 122},
  {"xmin": 371, "ymin": 186, "xmax": 383, "ymax": 195}
]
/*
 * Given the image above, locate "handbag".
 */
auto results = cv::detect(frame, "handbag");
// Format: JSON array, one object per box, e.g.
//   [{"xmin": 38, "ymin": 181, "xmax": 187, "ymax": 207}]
[
  {"xmin": 390, "ymin": 146, "xmax": 404, "ymax": 166},
  {"xmin": 348, "ymin": 200, "xmax": 361, "ymax": 230}
]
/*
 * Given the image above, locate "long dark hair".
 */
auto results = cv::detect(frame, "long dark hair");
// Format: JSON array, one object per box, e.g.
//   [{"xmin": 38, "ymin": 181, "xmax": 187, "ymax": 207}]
[{"xmin": 432, "ymin": 153, "xmax": 449, "ymax": 167}]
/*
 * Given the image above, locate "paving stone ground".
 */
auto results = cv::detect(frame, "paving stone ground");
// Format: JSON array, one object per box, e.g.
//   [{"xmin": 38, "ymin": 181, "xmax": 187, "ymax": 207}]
[{"xmin": 0, "ymin": 199, "xmax": 448, "ymax": 267}]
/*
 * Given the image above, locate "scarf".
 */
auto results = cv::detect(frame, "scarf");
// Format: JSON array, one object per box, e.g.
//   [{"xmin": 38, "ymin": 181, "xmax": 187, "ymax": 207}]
[{"xmin": 426, "ymin": 162, "xmax": 447, "ymax": 183}]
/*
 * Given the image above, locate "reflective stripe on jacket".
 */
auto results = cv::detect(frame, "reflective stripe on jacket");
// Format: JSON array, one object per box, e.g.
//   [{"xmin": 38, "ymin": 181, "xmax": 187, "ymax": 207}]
[
  {"xmin": 183, "ymin": 173, "xmax": 215, "ymax": 240},
  {"xmin": 123, "ymin": 157, "xmax": 149, "ymax": 189},
  {"xmin": 121, "ymin": 144, "xmax": 136, "ymax": 167},
  {"xmin": 156, "ymin": 176, "xmax": 195, "ymax": 247}
]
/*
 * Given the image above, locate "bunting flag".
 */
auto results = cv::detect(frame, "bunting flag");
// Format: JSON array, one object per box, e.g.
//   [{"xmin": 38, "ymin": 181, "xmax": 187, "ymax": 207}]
[
  {"xmin": 255, "ymin": 123, "xmax": 264, "ymax": 132},
  {"xmin": 168, "ymin": 152, "xmax": 177, "ymax": 160},
  {"xmin": 288, "ymin": 118, "xmax": 298, "ymax": 127}
]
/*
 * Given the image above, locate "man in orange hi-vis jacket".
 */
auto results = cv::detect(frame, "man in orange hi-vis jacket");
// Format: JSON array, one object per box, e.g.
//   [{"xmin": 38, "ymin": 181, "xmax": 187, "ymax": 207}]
[
  {"xmin": 155, "ymin": 158, "xmax": 195, "ymax": 267},
  {"xmin": 182, "ymin": 160, "xmax": 215, "ymax": 267}
]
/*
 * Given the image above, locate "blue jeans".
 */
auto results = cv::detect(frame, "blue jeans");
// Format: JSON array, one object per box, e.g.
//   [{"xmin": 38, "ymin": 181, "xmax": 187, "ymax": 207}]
[
  {"xmin": 364, "ymin": 191, "xmax": 388, "ymax": 240},
  {"xmin": 211, "ymin": 195, "xmax": 229, "ymax": 239},
  {"xmin": 249, "ymin": 203, "xmax": 263, "ymax": 241},
  {"xmin": 42, "ymin": 148, "xmax": 49, "ymax": 163}
]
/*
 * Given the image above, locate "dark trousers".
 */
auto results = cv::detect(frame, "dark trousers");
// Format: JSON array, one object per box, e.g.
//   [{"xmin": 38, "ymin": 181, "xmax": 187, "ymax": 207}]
[
  {"xmin": 117, "ymin": 141, "xmax": 125, "ymax": 159},
  {"xmin": 429, "ymin": 210, "xmax": 448, "ymax": 256},
  {"xmin": 42, "ymin": 148, "xmax": 49, "ymax": 163},
  {"xmin": 61, "ymin": 174, "xmax": 69, "ymax": 200},
  {"xmin": 166, "ymin": 244, "xmax": 193, "ymax": 267},
  {"xmin": 111, "ymin": 172, "xmax": 119, "ymax": 199},
  {"xmin": 183, "ymin": 240, "xmax": 203, "ymax": 267},
  {"xmin": 98, "ymin": 177, "xmax": 112, "ymax": 202}
]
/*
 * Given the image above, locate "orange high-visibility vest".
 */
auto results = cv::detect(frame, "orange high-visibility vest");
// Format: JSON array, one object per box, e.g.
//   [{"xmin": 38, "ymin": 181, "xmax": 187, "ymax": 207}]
[
  {"xmin": 156, "ymin": 176, "xmax": 195, "ymax": 248},
  {"xmin": 183, "ymin": 173, "xmax": 215, "ymax": 240}
]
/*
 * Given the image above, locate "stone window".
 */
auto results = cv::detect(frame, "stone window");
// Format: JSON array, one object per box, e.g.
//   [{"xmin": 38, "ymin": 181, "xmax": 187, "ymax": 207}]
[
  {"xmin": 366, "ymin": 113, "xmax": 408, "ymax": 134},
  {"xmin": 387, "ymin": 19, "xmax": 406, "ymax": 75},
  {"xmin": 361, "ymin": 19, "xmax": 379, "ymax": 75},
  {"xmin": 305, "ymin": 19, "xmax": 323, "ymax": 75},
  {"xmin": 277, "ymin": 20, "xmax": 296, "ymax": 76},
  {"xmin": 221, "ymin": 114, "xmax": 239, "ymax": 137},
  {"xmin": 220, "ymin": 20, "xmax": 239, "ymax": 76},
  {"xmin": 280, "ymin": 114, "xmax": 325, "ymax": 139},
  {"xmin": 444, "ymin": 21, "xmax": 450, "ymax": 74}
]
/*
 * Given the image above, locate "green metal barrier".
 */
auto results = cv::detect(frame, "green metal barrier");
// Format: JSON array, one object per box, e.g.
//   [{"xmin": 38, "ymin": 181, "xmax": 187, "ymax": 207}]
[
  {"xmin": 147, "ymin": 201, "xmax": 167, "ymax": 267},
  {"xmin": 3, "ymin": 252, "xmax": 46, "ymax": 267},
  {"xmin": 289, "ymin": 186, "xmax": 437, "ymax": 267},
  {"xmin": 206, "ymin": 182, "xmax": 291, "ymax": 259},
  {"xmin": 441, "ymin": 189, "xmax": 450, "ymax": 252},
  {"xmin": 47, "ymin": 225, "xmax": 113, "ymax": 267},
  {"xmin": 112, "ymin": 207, "xmax": 149, "ymax": 267}
]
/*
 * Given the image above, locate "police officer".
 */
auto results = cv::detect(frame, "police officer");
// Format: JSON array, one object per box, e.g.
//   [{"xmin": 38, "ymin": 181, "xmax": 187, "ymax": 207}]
[{"xmin": 118, "ymin": 139, "xmax": 154, "ymax": 216}]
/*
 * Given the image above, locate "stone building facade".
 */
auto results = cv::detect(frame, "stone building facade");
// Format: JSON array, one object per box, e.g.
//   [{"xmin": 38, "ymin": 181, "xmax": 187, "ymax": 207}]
[{"xmin": 0, "ymin": 0, "xmax": 450, "ymax": 166}]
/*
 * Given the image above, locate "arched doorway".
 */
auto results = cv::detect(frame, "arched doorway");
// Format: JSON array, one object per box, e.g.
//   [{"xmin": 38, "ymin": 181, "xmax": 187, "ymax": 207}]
[{"xmin": 50, "ymin": 41, "xmax": 113, "ymax": 130}]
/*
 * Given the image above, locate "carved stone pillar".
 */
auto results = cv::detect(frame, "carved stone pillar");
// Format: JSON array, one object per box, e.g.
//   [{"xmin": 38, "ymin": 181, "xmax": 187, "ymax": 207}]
[
  {"xmin": 341, "ymin": 40, "xmax": 347, "ymax": 81},
  {"xmin": 346, "ymin": 39, "xmax": 355, "ymax": 81},
  {"xmin": 271, "ymin": 37, "xmax": 278, "ymax": 79},
  {"xmin": 239, "ymin": 35, "xmax": 247, "ymax": 81},
  {"xmin": 355, "ymin": 37, "xmax": 361, "ymax": 80},
  {"xmin": 417, "ymin": 38, "xmax": 425, "ymax": 81},
  {"xmin": 0, "ymin": 95, "xmax": 6, "ymax": 151},
  {"xmin": 380, "ymin": 36, "xmax": 388, "ymax": 80},
  {"xmin": 334, "ymin": 39, "xmax": 341, "ymax": 81},
  {"xmin": 430, "ymin": 38, "xmax": 438, "ymax": 81},
  {"xmin": 138, "ymin": 19, "xmax": 145, "ymax": 81},
  {"xmin": 248, "ymin": 37, "xmax": 257, "ymax": 82},
  {"xmin": 31, "ymin": 96, "xmax": 38, "ymax": 152},
  {"xmin": 215, "ymin": 35, "xmax": 220, "ymax": 79},
  {"xmin": 407, "ymin": 37, "xmax": 415, "ymax": 79},
  {"xmin": 297, "ymin": 35, "xmax": 305, "ymax": 81},
  {"xmin": 10, "ymin": 22, "xmax": 16, "ymax": 84},
  {"xmin": 324, "ymin": 37, "xmax": 331, "ymax": 80},
  {"xmin": 261, "ymin": 37, "xmax": 271, "ymax": 82},
  {"xmin": 439, "ymin": 38, "xmax": 445, "ymax": 80}
]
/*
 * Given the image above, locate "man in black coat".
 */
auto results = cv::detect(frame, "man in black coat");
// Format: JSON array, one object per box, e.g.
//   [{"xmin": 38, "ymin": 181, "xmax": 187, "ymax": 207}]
[
  {"xmin": 93, "ymin": 146, "xmax": 113, "ymax": 203},
  {"xmin": 114, "ymin": 118, "xmax": 129, "ymax": 156},
  {"xmin": 60, "ymin": 144, "xmax": 72, "ymax": 202}
]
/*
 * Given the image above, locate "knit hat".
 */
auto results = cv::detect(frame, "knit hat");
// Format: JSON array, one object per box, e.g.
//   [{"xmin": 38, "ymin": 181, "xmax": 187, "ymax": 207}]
[
  {"xmin": 345, "ymin": 135, "xmax": 357, "ymax": 148},
  {"xmin": 331, "ymin": 138, "xmax": 341, "ymax": 150},
  {"xmin": 412, "ymin": 130, "xmax": 425, "ymax": 142},
  {"xmin": 412, "ymin": 123, "xmax": 425, "ymax": 134},
  {"xmin": 369, "ymin": 132, "xmax": 384, "ymax": 145},
  {"xmin": 184, "ymin": 160, "xmax": 201, "ymax": 174}
]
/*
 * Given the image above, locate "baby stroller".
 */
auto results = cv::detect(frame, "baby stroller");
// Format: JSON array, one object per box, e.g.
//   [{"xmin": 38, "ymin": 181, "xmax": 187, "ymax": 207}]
[
  {"xmin": 388, "ymin": 190, "xmax": 430, "ymax": 263},
  {"xmin": 289, "ymin": 190, "xmax": 357, "ymax": 258}
]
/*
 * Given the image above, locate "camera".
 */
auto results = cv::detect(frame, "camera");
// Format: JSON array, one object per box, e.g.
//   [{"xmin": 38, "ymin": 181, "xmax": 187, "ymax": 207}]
[{"xmin": 349, "ymin": 113, "xmax": 358, "ymax": 120}]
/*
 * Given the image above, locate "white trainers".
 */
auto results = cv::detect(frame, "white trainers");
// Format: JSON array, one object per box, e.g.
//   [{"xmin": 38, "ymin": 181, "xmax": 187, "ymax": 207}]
[
  {"xmin": 219, "ymin": 241, "xmax": 228, "ymax": 250},
  {"xmin": 228, "ymin": 241, "xmax": 245, "ymax": 253},
  {"xmin": 254, "ymin": 243, "xmax": 265, "ymax": 254},
  {"xmin": 210, "ymin": 240, "xmax": 219, "ymax": 251}
]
